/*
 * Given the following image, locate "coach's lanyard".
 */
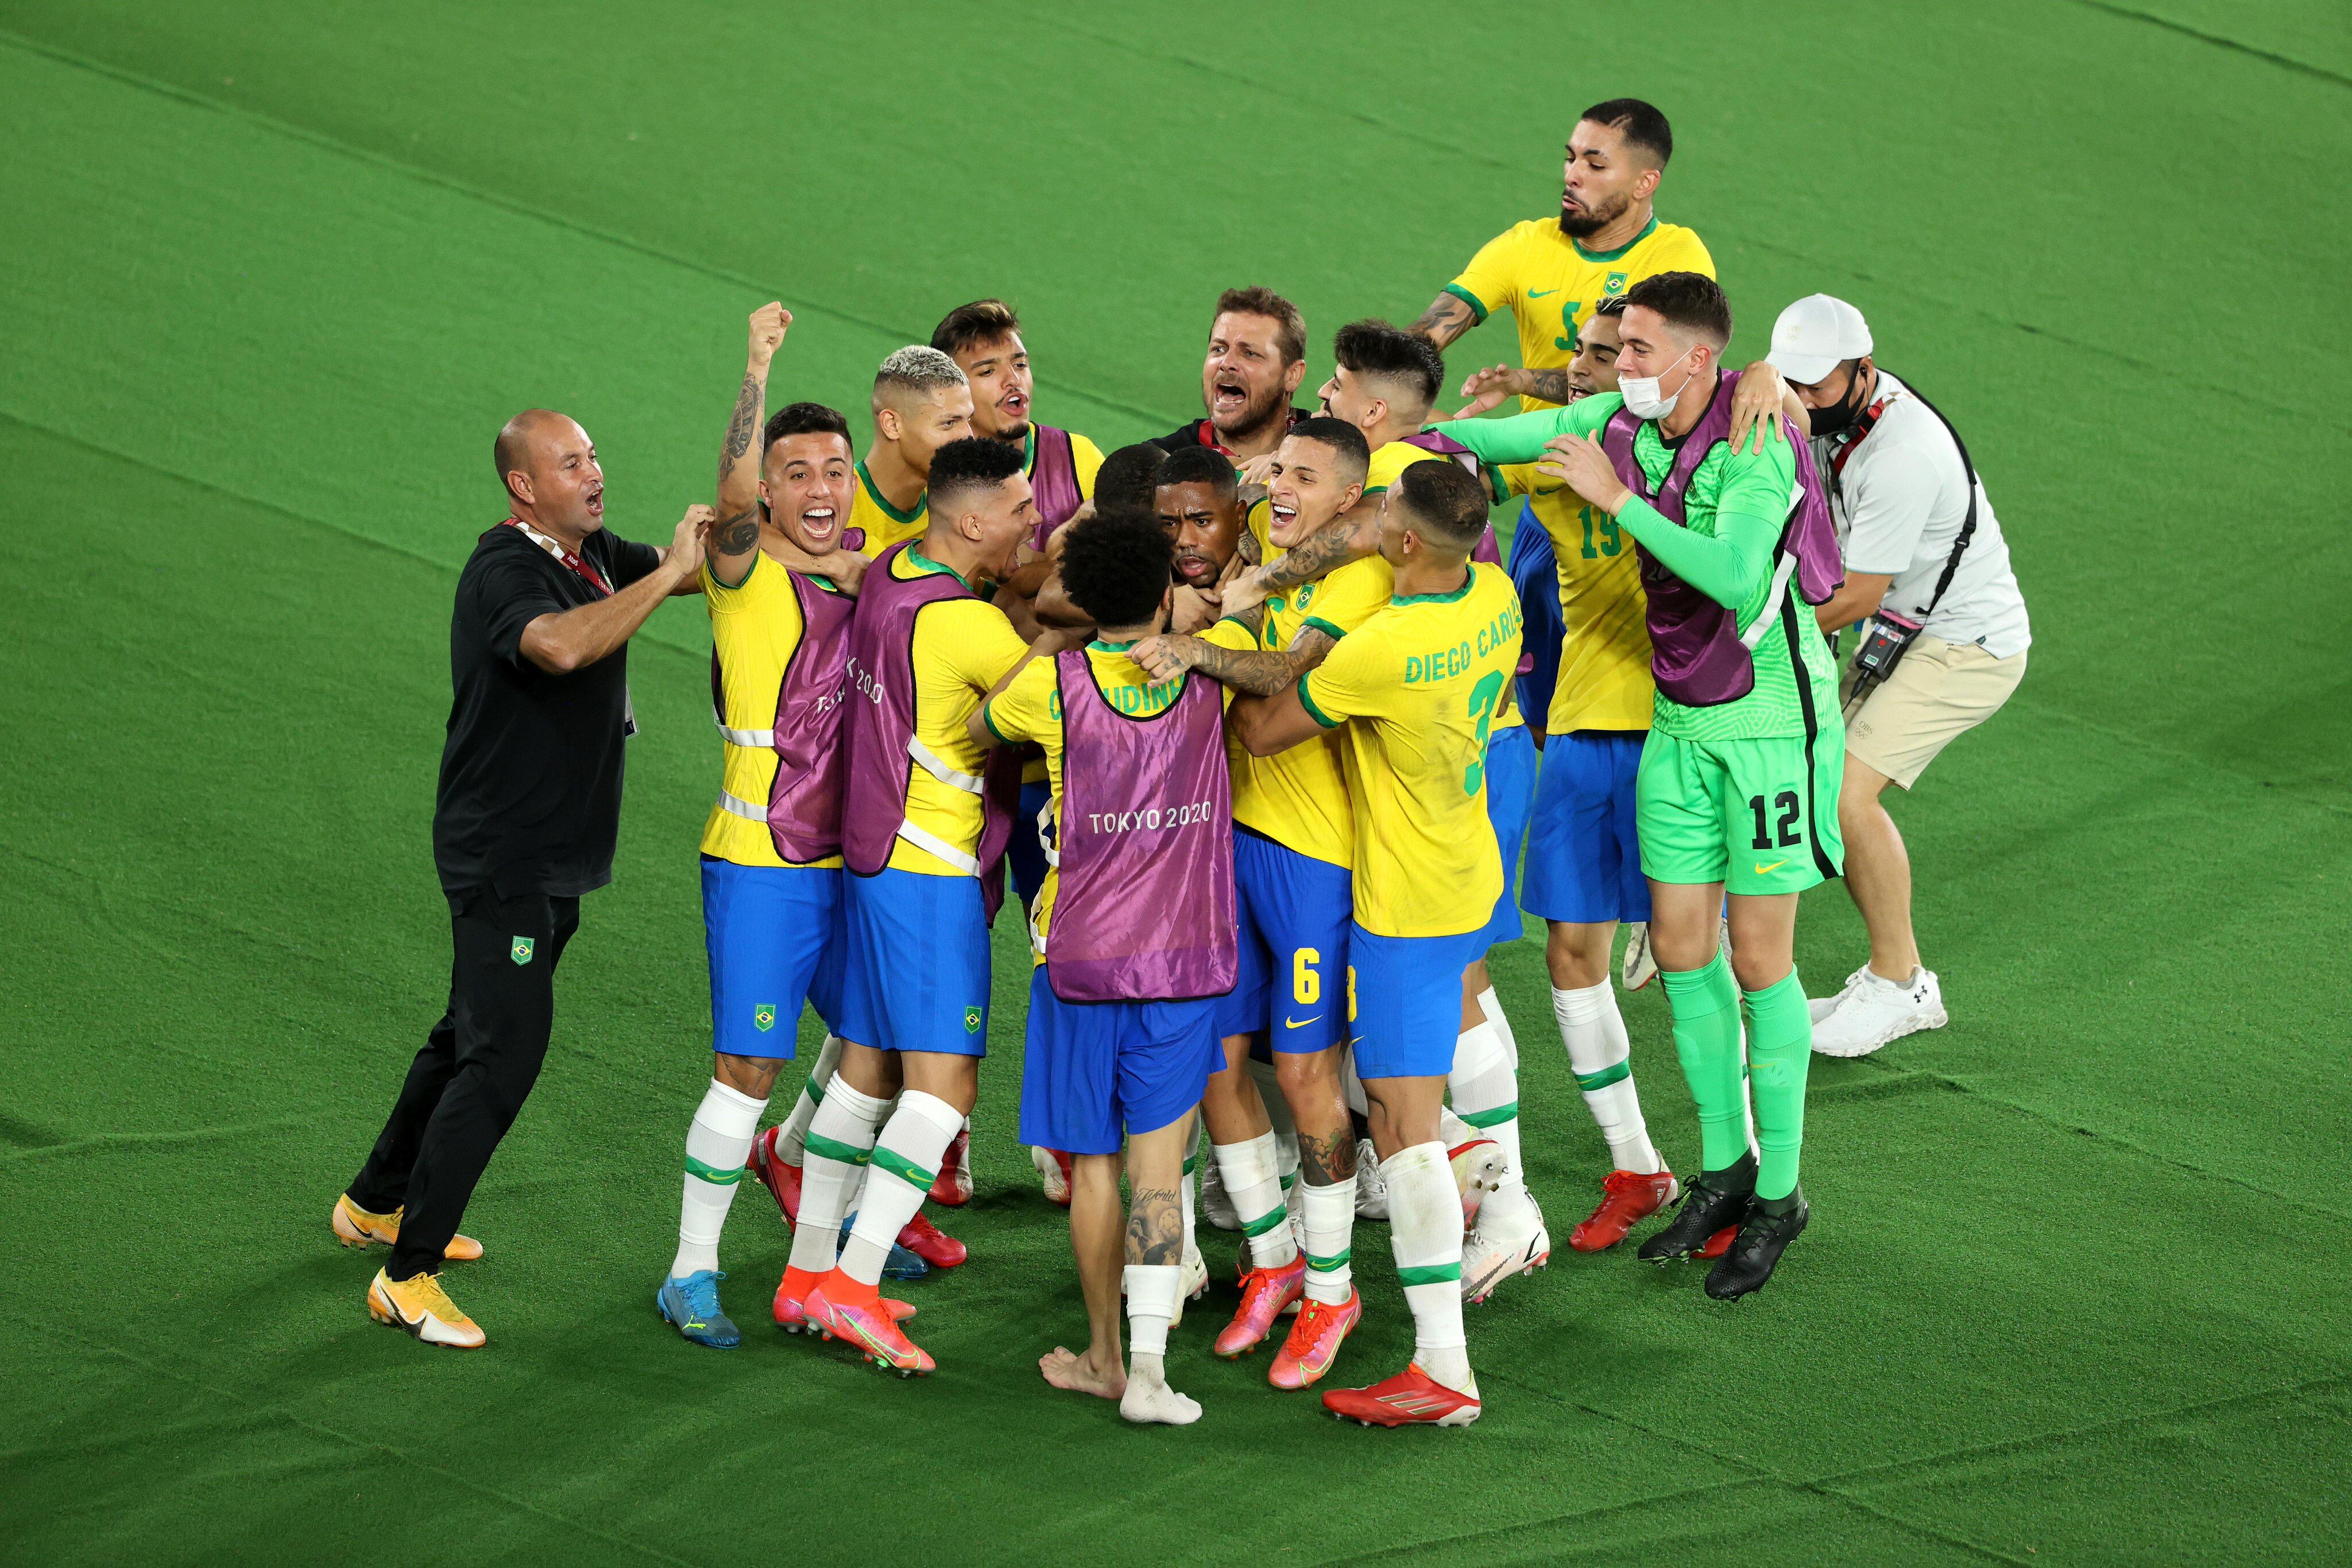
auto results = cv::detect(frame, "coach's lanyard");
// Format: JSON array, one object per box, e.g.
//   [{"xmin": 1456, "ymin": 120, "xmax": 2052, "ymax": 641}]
[
  {"xmin": 502, "ymin": 516, "xmax": 613, "ymax": 595},
  {"xmin": 1828, "ymin": 394, "xmax": 1895, "ymax": 480}
]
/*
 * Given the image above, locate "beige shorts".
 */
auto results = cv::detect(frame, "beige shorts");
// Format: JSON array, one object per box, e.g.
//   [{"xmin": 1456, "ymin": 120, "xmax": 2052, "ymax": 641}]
[{"xmin": 1840, "ymin": 633, "xmax": 2027, "ymax": 789}]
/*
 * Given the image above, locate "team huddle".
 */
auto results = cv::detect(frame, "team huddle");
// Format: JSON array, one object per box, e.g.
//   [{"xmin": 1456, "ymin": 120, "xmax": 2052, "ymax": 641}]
[{"xmin": 345, "ymin": 99, "xmax": 1874, "ymax": 1430}]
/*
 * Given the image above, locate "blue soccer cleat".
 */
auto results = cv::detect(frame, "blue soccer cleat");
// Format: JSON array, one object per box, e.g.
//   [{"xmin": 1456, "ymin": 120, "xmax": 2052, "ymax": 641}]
[
  {"xmin": 657, "ymin": 1270, "xmax": 742, "ymax": 1348},
  {"xmin": 838, "ymin": 1213, "xmax": 930, "ymax": 1280}
]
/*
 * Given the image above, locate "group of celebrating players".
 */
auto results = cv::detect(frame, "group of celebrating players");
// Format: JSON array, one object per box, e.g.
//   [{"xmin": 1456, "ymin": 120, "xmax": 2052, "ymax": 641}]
[{"xmin": 614, "ymin": 96, "xmax": 1854, "ymax": 1430}]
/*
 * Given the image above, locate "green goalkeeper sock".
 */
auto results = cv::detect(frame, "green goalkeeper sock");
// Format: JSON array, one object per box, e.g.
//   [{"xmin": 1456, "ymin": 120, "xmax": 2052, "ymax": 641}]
[
  {"xmin": 1743, "ymin": 970, "xmax": 1814, "ymax": 1202},
  {"xmin": 1661, "ymin": 952, "xmax": 1746, "ymax": 1173}
]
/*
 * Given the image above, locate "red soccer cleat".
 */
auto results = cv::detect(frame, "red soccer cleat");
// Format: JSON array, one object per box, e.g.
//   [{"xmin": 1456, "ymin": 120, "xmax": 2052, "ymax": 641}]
[
  {"xmin": 898, "ymin": 1210, "xmax": 966, "ymax": 1268},
  {"xmin": 929, "ymin": 1125, "xmax": 973, "ymax": 1207},
  {"xmin": 1569, "ymin": 1170, "xmax": 1680, "ymax": 1253},
  {"xmin": 1322, "ymin": 1362, "xmax": 1481, "ymax": 1427},
  {"xmin": 1214, "ymin": 1256, "xmax": 1305, "ymax": 1358},
  {"xmin": 1701, "ymin": 1224, "xmax": 1738, "ymax": 1259},
  {"xmin": 749, "ymin": 1125, "xmax": 803, "ymax": 1228},
  {"xmin": 1269, "ymin": 1291, "xmax": 1361, "ymax": 1389},
  {"xmin": 774, "ymin": 1266, "xmax": 915, "ymax": 1332},
  {"xmin": 805, "ymin": 1277, "xmax": 934, "ymax": 1376}
]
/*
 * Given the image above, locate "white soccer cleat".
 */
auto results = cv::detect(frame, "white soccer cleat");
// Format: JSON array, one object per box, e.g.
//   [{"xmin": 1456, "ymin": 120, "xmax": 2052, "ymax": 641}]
[
  {"xmin": 1200, "ymin": 1149, "xmax": 1240, "ymax": 1232},
  {"xmin": 1353, "ymin": 1139, "xmax": 1388, "ymax": 1221},
  {"xmin": 1461, "ymin": 1199, "xmax": 1551, "ymax": 1304},
  {"xmin": 1030, "ymin": 1144, "xmax": 1072, "ymax": 1205},
  {"xmin": 1172, "ymin": 1248, "xmax": 1209, "ymax": 1328},
  {"xmin": 1621, "ymin": 922, "xmax": 1658, "ymax": 991},
  {"xmin": 1812, "ymin": 966, "xmax": 1947, "ymax": 1058}
]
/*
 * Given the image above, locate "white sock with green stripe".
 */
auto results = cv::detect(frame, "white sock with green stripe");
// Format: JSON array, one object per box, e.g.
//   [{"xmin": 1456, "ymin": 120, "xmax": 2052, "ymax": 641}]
[
  {"xmin": 671, "ymin": 1079, "xmax": 766, "ymax": 1280},
  {"xmin": 1553, "ymin": 981, "xmax": 1663, "ymax": 1175},
  {"xmin": 1213, "ymin": 1132, "xmax": 1297, "ymax": 1270},
  {"xmin": 1385, "ymin": 1140, "xmax": 1471, "ymax": 1389},
  {"xmin": 1301, "ymin": 1175, "xmax": 1356, "ymax": 1304},
  {"xmin": 775, "ymin": 1033, "xmax": 844, "ymax": 1166},
  {"xmin": 1479, "ymin": 986, "xmax": 1519, "ymax": 1069},
  {"xmin": 840, "ymin": 1090, "xmax": 962, "ymax": 1288},
  {"xmin": 788, "ymin": 1077, "xmax": 885, "ymax": 1277},
  {"xmin": 1450, "ymin": 1019, "xmax": 1534, "ymax": 1232}
]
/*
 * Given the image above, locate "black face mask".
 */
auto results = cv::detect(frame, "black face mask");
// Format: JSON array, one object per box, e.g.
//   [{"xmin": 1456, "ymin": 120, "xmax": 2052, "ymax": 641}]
[{"xmin": 1806, "ymin": 371, "xmax": 1869, "ymax": 438}]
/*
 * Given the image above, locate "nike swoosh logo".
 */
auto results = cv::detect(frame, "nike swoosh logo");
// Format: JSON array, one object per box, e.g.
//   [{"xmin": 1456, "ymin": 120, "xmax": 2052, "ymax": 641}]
[
  {"xmin": 1285, "ymin": 1015, "xmax": 1321, "ymax": 1030},
  {"xmin": 1528, "ymin": 288, "xmax": 1560, "ymax": 299},
  {"xmin": 1754, "ymin": 859, "xmax": 1790, "ymax": 875}
]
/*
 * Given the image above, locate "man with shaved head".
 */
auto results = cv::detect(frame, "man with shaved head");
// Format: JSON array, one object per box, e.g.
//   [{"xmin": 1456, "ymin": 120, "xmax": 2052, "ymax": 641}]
[
  {"xmin": 848, "ymin": 345, "xmax": 975, "ymax": 560},
  {"xmin": 336, "ymin": 408, "xmax": 707, "ymax": 1349}
]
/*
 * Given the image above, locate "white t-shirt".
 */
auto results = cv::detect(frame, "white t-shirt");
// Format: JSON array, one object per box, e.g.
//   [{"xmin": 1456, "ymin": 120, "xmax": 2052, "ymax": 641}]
[{"xmin": 1810, "ymin": 370, "xmax": 2030, "ymax": 659}]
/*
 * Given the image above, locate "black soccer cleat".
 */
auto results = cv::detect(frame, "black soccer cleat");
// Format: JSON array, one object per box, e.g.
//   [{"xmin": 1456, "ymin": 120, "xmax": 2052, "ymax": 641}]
[
  {"xmin": 1636, "ymin": 1154, "xmax": 1756, "ymax": 1263},
  {"xmin": 1704, "ymin": 1190, "xmax": 1809, "ymax": 1300}
]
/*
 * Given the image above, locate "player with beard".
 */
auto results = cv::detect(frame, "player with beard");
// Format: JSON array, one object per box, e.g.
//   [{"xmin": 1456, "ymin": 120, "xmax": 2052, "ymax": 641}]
[
  {"xmin": 657, "ymin": 305, "xmax": 872, "ymax": 1348},
  {"xmin": 1151, "ymin": 287, "xmax": 1314, "ymax": 466}
]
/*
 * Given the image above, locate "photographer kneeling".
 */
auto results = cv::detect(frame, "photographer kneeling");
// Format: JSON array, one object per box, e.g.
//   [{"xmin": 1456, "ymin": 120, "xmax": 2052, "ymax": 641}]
[{"xmin": 1765, "ymin": 296, "xmax": 2031, "ymax": 1058}]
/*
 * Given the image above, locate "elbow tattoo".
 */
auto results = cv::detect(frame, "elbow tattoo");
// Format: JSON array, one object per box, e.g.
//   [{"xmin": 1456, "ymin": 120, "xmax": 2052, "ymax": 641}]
[
  {"xmin": 1524, "ymin": 368, "xmax": 1573, "ymax": 405},
  {"xmin": 1263, "ymin": 521, "xmax": 1361, "ymax": 593},
  {"xmin": 1410, "ymin": 293, "xmax": 1477, "ymax": 349},
  {"xmin": 711, "ymin": 505, "xmax": 760, "ymax": 558}
]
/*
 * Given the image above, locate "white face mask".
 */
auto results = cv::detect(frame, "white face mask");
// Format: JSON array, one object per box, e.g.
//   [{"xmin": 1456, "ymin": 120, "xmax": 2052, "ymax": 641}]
[{"xmin": 1619, "ymin": 344, "xmax": 1700, "ymax": 421}]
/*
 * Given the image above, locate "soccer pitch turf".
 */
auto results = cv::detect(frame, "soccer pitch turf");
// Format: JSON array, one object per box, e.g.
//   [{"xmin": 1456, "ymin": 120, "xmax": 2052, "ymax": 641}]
[{"xmin": 2, "ymin": 2, "xmax": 2347, "ymax": 1561}]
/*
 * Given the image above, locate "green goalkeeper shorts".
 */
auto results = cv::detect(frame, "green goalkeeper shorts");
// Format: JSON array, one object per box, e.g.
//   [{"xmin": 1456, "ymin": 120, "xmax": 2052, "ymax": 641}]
[{"xmin": 1636, "ymin": 730, "xmax": 1845, "ymax": 895}]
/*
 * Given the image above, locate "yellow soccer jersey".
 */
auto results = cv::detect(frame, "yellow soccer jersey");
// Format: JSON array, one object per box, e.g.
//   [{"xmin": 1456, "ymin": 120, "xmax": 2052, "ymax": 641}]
[
  {"xmin": 1298, "ymin": 563, "xmax": 1523, "ymax": 938},
  {"xmin": 1206, "ymin": 518, "xmax": 1395, "ymax": 868},
  {"xmin": 1363, "ymin": 440, "xmax": 1442, "ymax": 496},
  {"xmin": 982, "ymin": 641, "xmax": 1210, "ymax": 963},
  {"xmin": 1497, "ymin": 462, "xmax": 1653, "ymax": 734},
  {"xmin": 700, "ymin": 551, "xmax": 850, "ymax": 868},
  {"xmin": 851, "ymin": 460, "xmax": 929, "ymax": 560},
  {"xmin": 889, "ymin": 548, "xmax": 1030, "ymax": 875},
  {"xmin": 1446, "ymin": 216, "xmax": 1715, "ymax": 410}
]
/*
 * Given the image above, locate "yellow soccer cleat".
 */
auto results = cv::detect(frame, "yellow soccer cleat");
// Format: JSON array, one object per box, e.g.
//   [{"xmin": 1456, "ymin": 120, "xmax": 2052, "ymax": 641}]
[
  {"xmin": 366, "ymin": 1268, "xmax": 486, "ymax": 1349},
  {"xmin": 333, "ymin": 1194, "xmax": 483, "ymax": 1262}
]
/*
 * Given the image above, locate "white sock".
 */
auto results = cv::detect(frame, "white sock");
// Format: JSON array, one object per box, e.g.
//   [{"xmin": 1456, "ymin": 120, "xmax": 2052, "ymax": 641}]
[
  {"xmin": 787, "ymin": 1077, "xmax": 887, "ymax": 1276},
  {"xmin": 840, "ymin": 1090, "xmax": 962, "ymax": 1287},
  {"xmin": 1450, "ymin": 1019, "xmax": 1534, "ymax": 1230},
  {"xmin": 672, "ymin": 1079, "xmax": 766, "ymax": 1279},
  {"xmin": 1439, "ymin": 1105, "xmax": 1478, "ymax": 1147},
  {"xmin": 1478, "ymin": 985, "xmax": 1519, "ymax": 1070},
  {"xmin": 1211, "ymin": 1132, "xmax": 1297, "ymax": 1269},
  {"xmin": 1124, "ymin": 1263, "xmax": 1179, "ymax": 1357},
  {"xmin": 776, "ymin": 1033, "xmax": 843, "ymax": 1165},
  {"xmin": 1386, "ymin": 1141, "xmax": 1472, "ymax": 1391},
  {"xmin": 1553, "ymin": 981, "xmax": 1664, "ymax": 1175},
  {"xmin": 1301, "ymin": 1175, "xmax": 1357, "ymax": 1304}
]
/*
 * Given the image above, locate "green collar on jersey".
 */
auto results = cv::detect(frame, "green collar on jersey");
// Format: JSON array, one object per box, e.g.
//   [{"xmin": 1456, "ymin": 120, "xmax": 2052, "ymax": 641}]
[
  {"xmin": 1573, "ymin": 214, "xmax": 1659, "ymax": 264},
  {"xmin": 905, "ymin": 548, "xmax": 970, "ymax": 590},
  {"xmin": 1391, "ymin": 573, "xmax": 1475, "ymax": 607},
  {"xmin": 1088, "ymin": 638, "xmax": 1139, "ymax": 652},
  {"xmin": 856, "ymin": 460, "xmax": 925, "ymax": 524}
]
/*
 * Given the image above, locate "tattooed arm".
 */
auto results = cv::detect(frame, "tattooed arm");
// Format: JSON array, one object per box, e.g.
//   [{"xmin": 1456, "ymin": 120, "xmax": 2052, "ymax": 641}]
[
  {"xmin": 1408, "ymin": 289, "xmax": 1481, "ymax": 352},
  {"xmin": 709, "ymin": 301, "xmax": 790, "ymax": 589},
  {"xmin": 1128, "ymin": 613, "xmax": 1336, "ymax": 699}
]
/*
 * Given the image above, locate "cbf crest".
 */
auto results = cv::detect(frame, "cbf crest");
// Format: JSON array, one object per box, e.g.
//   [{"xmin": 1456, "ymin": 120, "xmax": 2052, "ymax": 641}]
[
  {"xmin": 753, "ymin": 1003, "xmax": 777, "ymax": 1033},
  {"xmin": 510, "ymin": 936, "xmax": 535, "ymax": 966}
]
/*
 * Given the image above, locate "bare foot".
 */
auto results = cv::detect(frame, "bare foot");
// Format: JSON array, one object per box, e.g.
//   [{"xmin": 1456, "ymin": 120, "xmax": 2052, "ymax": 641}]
[
  {"xmin": 1039, "ymin": 1345, "xmax": 1127, "ymax": 1400},
  {"xmin": 1120, "ymin": 1373, "xmax": 1202, "ymax": 1426}
]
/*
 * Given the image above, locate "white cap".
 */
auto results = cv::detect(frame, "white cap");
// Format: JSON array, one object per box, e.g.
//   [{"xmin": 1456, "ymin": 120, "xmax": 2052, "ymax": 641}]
[{"xmin": 1766, "ymin": 294, "xmax": 1872, "ymax": 385}]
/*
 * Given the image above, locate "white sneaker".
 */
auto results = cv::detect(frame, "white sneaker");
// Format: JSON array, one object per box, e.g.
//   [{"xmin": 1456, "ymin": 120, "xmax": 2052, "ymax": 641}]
[
  {"xmin": 1200, "ymin": 1148, "xmax": 1239, "ymax": 1231},
  {"xmin": 1812, "ymin": 966, "xmax": 1947, "ymax": 1058},
  {"xmin": 1810, "ymin": 966, "xmax": 1868, "ymax": 1024},
  {"xmin": 1353, "ymin": 1138, "xmax": 1388, "ymax": 1220},
  {"xmin": 1621, "ymin": 922, "xmax": 1657, "ymax": 990},
  {"xmin": 1461, "ymin": 1195, "xmax": 1551, "ymax": 1304}
]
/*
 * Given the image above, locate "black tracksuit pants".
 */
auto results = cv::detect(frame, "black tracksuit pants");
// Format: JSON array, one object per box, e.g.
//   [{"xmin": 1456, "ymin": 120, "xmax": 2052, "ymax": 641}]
[{"xmin": 349, "ymin": 886, "xmax": 581, "ymax": 1279}]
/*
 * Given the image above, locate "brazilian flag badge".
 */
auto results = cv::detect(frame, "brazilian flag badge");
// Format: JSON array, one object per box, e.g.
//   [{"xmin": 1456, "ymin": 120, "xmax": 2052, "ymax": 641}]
[
  {"xmin": 964, "ymin": 1005, "xmax": 982, "ymax": 1034},
  {"xmin": 753, "ymin": 1004, "xmax": 776, "ymax": 1033},
  {"xmin": 510, "ymin": 936, "xmax": 535, "ymax": 966},
  {"xmin": 1604, "ymin": 270, "xmax": 1628, "ymax": 295}
]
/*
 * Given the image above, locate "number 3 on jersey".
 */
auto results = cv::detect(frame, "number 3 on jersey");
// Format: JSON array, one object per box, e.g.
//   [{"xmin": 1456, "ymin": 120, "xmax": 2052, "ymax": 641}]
[{"xmin": 1463, "ymin": 671, "xmax": 1505, "ymax": 793}]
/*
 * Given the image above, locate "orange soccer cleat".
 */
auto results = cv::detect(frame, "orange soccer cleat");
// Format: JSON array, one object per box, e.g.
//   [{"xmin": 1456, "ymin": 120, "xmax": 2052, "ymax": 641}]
[{"xmin": 1268, "ymin": 1291, "xmax": 1361, "ymax": 1390}]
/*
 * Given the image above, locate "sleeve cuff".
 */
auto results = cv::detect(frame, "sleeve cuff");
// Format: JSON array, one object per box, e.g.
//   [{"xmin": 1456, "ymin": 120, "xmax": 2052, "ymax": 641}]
[
  {"xmin": 1441, "ymin": 282, "xmax": 1491, "ymax": 325},
  {"xmin": 1296, "ymin": 676, "xmax": 1341, "ymax": 729},
  {"xmin": 1300, "ymin": 616, "xmax": 1345, "ymax": 644},
  {"xmin": 981, "ymin": 702, "xmax": 1012, "ymax": 744}
]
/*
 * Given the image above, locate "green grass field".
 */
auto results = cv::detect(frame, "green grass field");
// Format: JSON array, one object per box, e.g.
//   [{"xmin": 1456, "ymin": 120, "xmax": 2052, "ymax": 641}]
[{"xmin": 3, "ymin": 2, "xmax": 2347, "ymax": 1562}]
